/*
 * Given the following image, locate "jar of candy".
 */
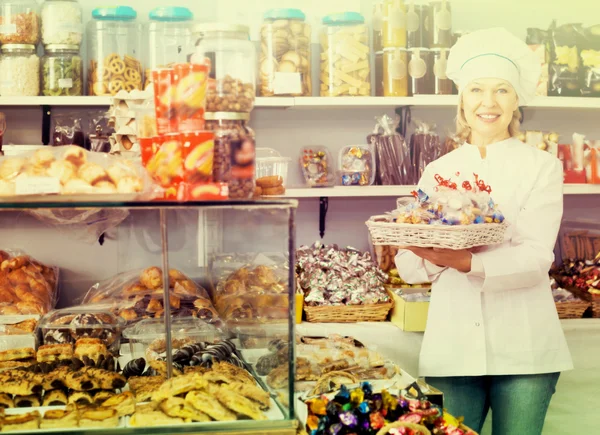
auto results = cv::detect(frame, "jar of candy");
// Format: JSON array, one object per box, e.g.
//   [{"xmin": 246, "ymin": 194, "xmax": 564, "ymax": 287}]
[
  {"xmin": 144, "ymin": 6, "xmax": 194, "ymax": 89},
  {"xmin": 320, "ymin": 12, "xmax": 370, "ymax": 97},
  {"xmin": 408, "ymin": 48, "xmax": 433, "ymax": 95},
  {"xmin": 300, "ymin": 146, "xmax": 334, "ymax": 187},
  {"xmin": 383, "ymin": 47, "xmax": 408, "ymax": 97},
  {"xmin": 42, "ymin": 44, "xmax": 82, "ymax": 96},
  {"xmin": 0, "ymin": 0, "xmax": 40, "ymax": 45},
  {"xmin": 338, "ymin": 145, "xmax": 376, "ymax": 186},
  {"xmin": 431, "ymin": 1, "xmax": 452, "ymax": 48},
  {"xmin": 40, "ymin": 0, "xmax": 82, "ymax": 46},
  {"xmin": 431, "ymin": 48, "xmax": 453, "ymax": 95},
  {"xmin": 87, "ymin": 6, "xmax": 143, "ymax": 96},
  {"xmin": 193, "ymin": 24, "xmax": 256, "ymax": 113},
  {"xmin": 260, "ymin": 8, "xmax": 311, "ymax": 97},
  {"xmin": 372, "ymin": 1, "xmax": 383, "ymax": 52},
  {"xmin": 0, "ymin": 44, "xmax": 39, "ymax": 96},
  {"xmin": 406, "ymin": 2, "xmax": 432, "ymax": 48},
  {"xmin": 382, "ymin": 0, "xmax": 406, "ymax": 48},
  {"xmin": 205, "ymin": 112, "xmax": 255, "ymax": 199}
]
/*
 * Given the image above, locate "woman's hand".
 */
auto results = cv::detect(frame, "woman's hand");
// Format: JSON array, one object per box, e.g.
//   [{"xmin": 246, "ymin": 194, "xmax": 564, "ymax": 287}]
[{"xmin": 403, "ymin": 247, "xmax": 473, "ymax": 273}]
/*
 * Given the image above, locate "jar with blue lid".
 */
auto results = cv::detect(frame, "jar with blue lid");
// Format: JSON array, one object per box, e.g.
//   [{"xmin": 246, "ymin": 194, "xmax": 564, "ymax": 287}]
[
  {"xmin": 260, "ymin": 8, "xmax": 311, "ymax": 97},
  {"xmin": 144, "ymin": 6, "xmax": 194, "ymax": 89},
  {"xmin": 320, "ymin": 12, "xmax": 371, "ymax": 97},
  {"xmin": 86, "ymin": 6, "xmax": 143, "ymax": 96}
]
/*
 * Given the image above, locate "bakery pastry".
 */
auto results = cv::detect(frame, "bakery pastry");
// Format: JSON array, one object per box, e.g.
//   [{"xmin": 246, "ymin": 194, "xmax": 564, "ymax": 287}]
[
  {"xmin": 93, "ymin": 390, "xmax": 115, "ymax": 405},
  {"xmin": 129, "ymin": 410, "xmax": 184, "ymax": 427},
  {"xmin": 0, "ymin": 360, "xmax": 35, "ymax": 371},
  {"xmin": 0, "ymin": 347, "xmax": 35, "ymax": 362},
  {"xmin": 220, "ymin": 382, "xmax": 271, "ymax": 410},
  {"xmin": 140, "ymin": 267, "xmax": 162, "ymax": 290},
  {"xmin": 1, "ymin": 411, "xmax": 41, "ymax": 431},
  {"xmin": 0, "ymin": 393, "xmax": 13, "ymax": 409},
  {"xmin": 185, "ymin": 390, "xmax": 236, "ymax": 421},
  {"xmin": 78, "ymin": 162, "xmax": 109, "ymax": 185},
  {"xmin": 42, "ymin": 390, "xmax": 68, "ymax": 406},
  {"xmin": 74, "ymin": 339, "xmax": 109, "ymax": 364},
  {"xmin": 101, "ymin": 391, "xmax": 135, "ymax": 417},
  {"xmin": 65, "ymin": 369, "xmax": 99, "ymax": 391},
  {"xmin": 212, "ymin": 361, "xmax": 256, "ymax": 386},
  {"xmin": 41, "ymin": 407, "xmax": 78, "ymax": 429},
  {"xmin": 14, "ymin": 394, "xmax": 41, "ymax": 408},
  {"xmin": 128, "ymin": 376, "xmax": 164, "ymax": 403},
  {"xmin": 79, "ymin": 408, "xmax": 119, "ymax": 428},
  {"xmin": 63, "ymin": 145, "xmax": 87, "ymax": 167},
  {"xmin": 42, "ymin": 365, "xmax": 71, "ymax": 391},
  {"xmin": 159, "ymin": 397, "xmax": 210, "ymax": 422},
  {"xmin": 208, "ymin": 384, "xmax": 266, "ymax": 420},
  {"xmin": 68, "ymin": 391, "xmax": 94, "ymax": 406},
  {"xmin": 147, "ymin": 360, "xmax": 183, "ymax": 378},
  {"xmin": 80, "ymin": 367, "xmax": 126, "ymax": 390},
  {"xmin": 151, "ymin": 372, "xmax": 206, "ymax": 402},
  {"xmin": 0, "ymin": 373, "xmax": 43, "ymax": 396},
  {"xmin": 7, "ymin": 318, "xmax": 37, "ymax": 334},
  {"xmin": 37, "ymin": 344, "xmax": 73, "ymax": 363}
]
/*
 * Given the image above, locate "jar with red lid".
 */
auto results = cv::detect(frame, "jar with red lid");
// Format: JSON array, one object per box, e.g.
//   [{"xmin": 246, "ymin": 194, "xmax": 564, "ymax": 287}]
[
  {"xmin": 205, "ymin": 112, "xmax": 255, "ymax": 199},
  {"xmin": 408, "ymin": 48, "xmax": 433, "ymax": 95}
]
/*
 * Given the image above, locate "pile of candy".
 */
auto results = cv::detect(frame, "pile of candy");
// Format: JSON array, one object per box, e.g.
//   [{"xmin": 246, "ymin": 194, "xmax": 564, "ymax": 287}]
[
  {"xmin": 297, "ymin": 242, "xmax": 390, "ymax": 306},
  {"xmin": 305, "ymin": 383, "xmax": 476, "ymax": 435},
  {"xmin": 339, "ymin": 146, "xmax": 374, "ymax": 186},
  {"xmin": 392, "ymin": 174, "xmax": 505, "ymax": 226}
]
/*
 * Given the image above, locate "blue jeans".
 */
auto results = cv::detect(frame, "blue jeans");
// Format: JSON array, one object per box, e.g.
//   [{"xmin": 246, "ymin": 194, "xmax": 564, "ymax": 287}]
[{"xmin": 426, "ymin": 373, "xmax": 560, "ymax": 435}]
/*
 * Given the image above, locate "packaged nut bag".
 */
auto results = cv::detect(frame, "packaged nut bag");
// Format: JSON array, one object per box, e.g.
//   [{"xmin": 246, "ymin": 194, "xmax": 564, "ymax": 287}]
[{"xmin": 549, "ymin": 22, "xmax": 584, "ymax": 96}]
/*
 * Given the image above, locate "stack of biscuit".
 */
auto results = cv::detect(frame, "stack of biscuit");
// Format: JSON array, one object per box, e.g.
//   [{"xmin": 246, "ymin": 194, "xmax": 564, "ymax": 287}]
[
  {"xmin": 88, "ymin": 53, "xmax": 144, "ymax": 96},
  {"xmin": 129, "ymin": 361, "xmax": 271, "ymax": 426},
  {"xmin": 254, "ymin": 175, "xmax": 285, "ymax": 197}
]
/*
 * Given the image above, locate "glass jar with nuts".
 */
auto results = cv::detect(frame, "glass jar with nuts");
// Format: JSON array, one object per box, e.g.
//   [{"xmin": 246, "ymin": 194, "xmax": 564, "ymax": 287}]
[
  {"xmin": 192, "ymin": 23, "xmax": 256, "ymax": 113},
  {"xmin": 205, "ymin": 112, "xmax": 255, "ymax": 199},
  {"xmin": 260, "ymin": 8, "xmax": 311, "ymax": 97}
]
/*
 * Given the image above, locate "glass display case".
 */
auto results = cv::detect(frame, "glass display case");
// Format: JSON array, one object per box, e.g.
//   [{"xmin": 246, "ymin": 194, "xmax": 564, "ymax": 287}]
[{"xmin": 0, "ymin": 199, "xmax": 297, "ymax": 435}]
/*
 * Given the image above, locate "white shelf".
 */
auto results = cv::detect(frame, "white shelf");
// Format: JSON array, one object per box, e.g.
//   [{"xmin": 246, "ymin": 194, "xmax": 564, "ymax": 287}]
[
  {"xmin": 283, "ymin": 184, "xmax": 600, "ymax": 198},
  {"xmin": 0, "ymin": 95, "xmax": 597, "ymax": 110}
]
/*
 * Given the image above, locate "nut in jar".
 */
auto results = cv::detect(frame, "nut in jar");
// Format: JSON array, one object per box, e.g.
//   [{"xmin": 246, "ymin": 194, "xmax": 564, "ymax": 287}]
[
  {"xmin": 260, "ymin": 9, "xmax": 311, "ymax": 96},
  {"xmin": 88, "ymin": 53, "xmax": 143, "ymax": 96},
  {"xmin": 320, "ymin": 13, "xmax": 371, "ymax": 97},
  {"xmin": 207, "ymin": 75, "xmax": 255, "ymax": 113}
]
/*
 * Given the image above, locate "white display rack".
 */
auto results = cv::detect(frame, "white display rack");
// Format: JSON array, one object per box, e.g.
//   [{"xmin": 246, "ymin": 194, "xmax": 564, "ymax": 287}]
[
  {"xmin": 282, "ymin": 184, "xmax": 600, "ymax": 198},
  {"xmin": 0, "ymin": 96, "xmax": 598, "ymax": 110}
]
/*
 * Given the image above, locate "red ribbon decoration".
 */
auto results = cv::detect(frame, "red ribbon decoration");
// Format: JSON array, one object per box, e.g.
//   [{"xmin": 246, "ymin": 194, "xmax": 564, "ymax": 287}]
[
  {"xmin": 462, "ymin": 181, "xmax": 472, "ymax": 190},
  {"xmin": 473, "ymin": 173, "xmax": 492, "ymax": 193},
  {"xmin": 411, "ymin": 190, "xmax": 419, "ymax": 198},
  {"xmin": 434, "ymin": 174, "xmax": 457, "ymax": 190}
]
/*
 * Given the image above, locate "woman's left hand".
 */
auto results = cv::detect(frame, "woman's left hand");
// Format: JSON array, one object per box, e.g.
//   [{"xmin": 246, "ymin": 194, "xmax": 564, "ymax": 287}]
[{"xmin": 403, "ymin": 247, "xmax": 473, "ymax": 273}]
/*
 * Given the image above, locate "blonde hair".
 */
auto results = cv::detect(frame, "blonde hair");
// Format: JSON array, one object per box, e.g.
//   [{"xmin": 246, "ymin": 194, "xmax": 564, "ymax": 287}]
[{"xmin": 455, "ymin": 96, "xmax": 521, "ymax": 143}]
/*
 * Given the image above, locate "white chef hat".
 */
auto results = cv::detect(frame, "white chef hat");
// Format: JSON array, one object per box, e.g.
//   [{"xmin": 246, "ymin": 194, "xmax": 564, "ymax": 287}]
[{"xmin": 446, "ymin": 28, "xmax": 541, "ymax": 105}]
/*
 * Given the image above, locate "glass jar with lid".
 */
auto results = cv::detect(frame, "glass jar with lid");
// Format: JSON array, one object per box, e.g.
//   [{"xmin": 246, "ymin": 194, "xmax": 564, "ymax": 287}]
[
  {"xmin": 0, "ymin": 44, "xmax": 39, "ymax": 96},
  {"xmin": 260, "ymin": 8, "xmax": 311, "ymax": 97},
  {"xmin": 144, "ymin": 6, "xmax": 194, "ymax": 89},
  {"xmin": 87, "ymin": 6, "xmax": 143, "ymax": 96},
  {"xmin": 42, "ymin": 44, "xmax": 82, "ymax": 96},
  {"xmin": 320, "ymin": 12, "xmax": 371, "ymax": 97},
  {"xmin": 40, "ymin": 0, "xmax": 82, "ymax": 46},
  {"xmin": 372, "ymin": 2, "xmax": 383, "ymax": 52},
  {"xmin": 0, "ymin": 0, "xmax": 40, "ymax": 45},
  {"xmin": 383, "ymin": 47, "xmax": 408, "ymax": 96},
  {"xmin": 205, "ymin": 112, "xmax": 255, "ymax": 199},
  {"xmin": 382, "ymin": 0, "xmax": 406, "ymax": 48},
  {"xmin": 192, "ymin": 24, "xmax": 256, "ymax": 113}
]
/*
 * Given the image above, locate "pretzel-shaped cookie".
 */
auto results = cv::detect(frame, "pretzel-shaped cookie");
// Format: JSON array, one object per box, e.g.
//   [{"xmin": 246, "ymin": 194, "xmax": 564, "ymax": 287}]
[
  {"xmin": 124, "ymin": 67, "xmax": 141, "ymax": 83},
  {"xmin": 108, "ymin": 79, "xmax": 125, "ymax": 95}
]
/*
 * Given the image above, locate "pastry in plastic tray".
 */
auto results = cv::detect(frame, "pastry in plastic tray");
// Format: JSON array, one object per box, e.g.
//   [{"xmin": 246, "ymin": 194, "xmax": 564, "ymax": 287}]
[
  {"xmin": 213, "ymin": 265, "xmax": 289, "ymax": 324},
  {"xmin": 0, "ymin": 250, "xmax": 58, "ymax": 316},
  {"xmin": 37, "ymin": 308, "xmax": 124, "ymax": 355},
  {"xmin": 0, "ymin": 146, "xmax": 150, "ymax": 197},
  {"xmin": 82, "ymin": 267, "xmax": 221, "ymax": 327}
]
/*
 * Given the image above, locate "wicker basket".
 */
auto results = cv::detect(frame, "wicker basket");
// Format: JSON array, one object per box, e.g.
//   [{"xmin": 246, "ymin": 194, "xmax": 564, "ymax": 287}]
[
  {"xmin": 555, "ymin": 300, "xmax": 591, "ymax": 319},
  {"xmin": 303, "ymin": 299, "xmax": 394, "ymax": 323},
  {"xmin": 366, "ymin": 215, "xmax": 508, "ymax": 250},
  {"xmin": 376, "ymin": 421, "xmax": 431, "ymax": 435}
]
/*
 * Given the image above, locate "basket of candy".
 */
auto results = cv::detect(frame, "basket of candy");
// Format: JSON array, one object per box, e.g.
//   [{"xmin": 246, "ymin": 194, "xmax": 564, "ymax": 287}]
[{"xmin": 366, "ymin": 174, "xmax": 508, "ymax": 250}]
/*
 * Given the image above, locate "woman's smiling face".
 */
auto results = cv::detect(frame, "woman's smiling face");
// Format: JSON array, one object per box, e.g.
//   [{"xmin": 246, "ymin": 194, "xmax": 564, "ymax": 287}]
[{"xmin": 461, "ymin": 78, "xmax": 519, "ymax": 143}]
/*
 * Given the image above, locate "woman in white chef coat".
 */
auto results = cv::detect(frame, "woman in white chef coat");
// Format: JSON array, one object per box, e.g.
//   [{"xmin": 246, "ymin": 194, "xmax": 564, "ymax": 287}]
[{"xmin": 395, "ymin": 28, "xmax": 572, "ymax": 435}]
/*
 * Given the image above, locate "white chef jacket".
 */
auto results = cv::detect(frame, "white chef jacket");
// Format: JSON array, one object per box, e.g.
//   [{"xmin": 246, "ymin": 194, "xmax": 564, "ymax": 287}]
[{"xmin": 395, "ymin": 137, "xmax": 573, "ymax": 377}]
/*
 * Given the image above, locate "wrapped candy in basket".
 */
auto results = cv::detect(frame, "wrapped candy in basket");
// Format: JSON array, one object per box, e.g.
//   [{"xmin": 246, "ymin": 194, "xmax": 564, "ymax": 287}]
[{"xmin": 366, "ymin": 174, "xmax": 508, "ymax": 250}]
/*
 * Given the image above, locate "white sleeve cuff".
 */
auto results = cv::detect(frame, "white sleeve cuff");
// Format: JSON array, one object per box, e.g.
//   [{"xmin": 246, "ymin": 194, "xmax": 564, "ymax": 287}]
[
  {"xmin": 468, "ymin": 253, "xmax": 485, "ymax": 278},
  {"xmin": 423, "ymin": 260, "xmax": 447, "ymax": 276}
]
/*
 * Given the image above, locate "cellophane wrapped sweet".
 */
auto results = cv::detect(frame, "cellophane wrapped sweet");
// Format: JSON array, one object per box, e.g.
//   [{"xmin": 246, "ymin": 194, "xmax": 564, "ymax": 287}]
[
  {"xmin": 368, "ymin": 114, "xmax": 412, "ymax": 185},
  {"xmin": 304, "ymin": 382, "xmax": 477, "ymax": 435},
  {"xmin": 297, "ymin": 242, "xmax": 390, "ymax": 306},
  {"xmin": 410, "ymin": 120, "xmax": 444, "ymax": 183},
  {"xmin": 82, "ymin": 267, "xmax": 221, "ymax": 328},
  {"xmin": 391, "ymin": 174, "xmax": 505, "ymax": 226},
  {"xmin": 0, "ymin": 249, "xmax": 58, "ymax": 315}
]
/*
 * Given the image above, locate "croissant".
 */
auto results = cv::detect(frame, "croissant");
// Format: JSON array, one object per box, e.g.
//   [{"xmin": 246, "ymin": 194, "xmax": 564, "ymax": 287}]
[
  {"xmin": 8, "ymin": 268, "xmax": 31, "ymax": 286},
  {"xmin": 1, "ymin": 255, "xmax": 30, "ymax": 273},
  {"xmin": 223, "ymin": 279, "xmax": 245, "ymax": 295},
  {"xmin": 173, "ymin": 280, "xmax": 201, "ymax": 297},
  {"xmin": 0, "ymin": 286, "xmax": 18, "ymax": 304},
  {"xmin": 140, "ymin": 267, "xmax": 162, "ymax": 290}
]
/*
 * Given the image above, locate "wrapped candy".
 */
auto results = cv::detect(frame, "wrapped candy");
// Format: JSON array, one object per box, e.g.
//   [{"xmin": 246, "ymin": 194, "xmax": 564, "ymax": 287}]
[
  {"xmin": 300, "ymin": 146, "xmax": 335, "ymax": 187},
  {"xmin": 338, "ymin": 145, "xmax": 376, "ymax": 186}
]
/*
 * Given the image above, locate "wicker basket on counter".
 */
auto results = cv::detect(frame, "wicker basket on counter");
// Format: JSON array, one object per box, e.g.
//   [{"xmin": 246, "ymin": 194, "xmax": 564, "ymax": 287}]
[
  {"xmin": 555, "ymin": 299, "xmax": 591, "ymax": 319},
  {"xmin": 366, "ymin": 215, "xmax": 508, "ymax": 250},
  {"xmin": 303, "ymin": 298, "xmax": 394, "ymax": 323}
]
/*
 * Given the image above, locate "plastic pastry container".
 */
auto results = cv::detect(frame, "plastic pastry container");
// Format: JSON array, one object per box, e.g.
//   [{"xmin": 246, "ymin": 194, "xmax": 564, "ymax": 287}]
[
  {"xmin": 338, "ymin": 145, "xmax": 376, "ymax": 186},
  {"xmin": 232, "ymin": 323, "xmax": 288, "ymax": 350},
  {"xmin": 255, "ymin": 147, "xmax": 291, "ymax": 187},
  {"xmin": 122, "ymin": 316, "xmax": 221, "ymax": 360},
  {"xmin": 36, "ymin": 307, "xmax": 125, "ymax": 355},
  {"xmin": 300, "ymin": 146, "xmax": 335, "ymax": 187}
]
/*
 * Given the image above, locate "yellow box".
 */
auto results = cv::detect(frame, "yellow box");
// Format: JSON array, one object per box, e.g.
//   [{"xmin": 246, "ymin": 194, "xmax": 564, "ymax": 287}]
[{"xmin": 389, "ymin": 290, "xmax": 430, "ymax": 332}]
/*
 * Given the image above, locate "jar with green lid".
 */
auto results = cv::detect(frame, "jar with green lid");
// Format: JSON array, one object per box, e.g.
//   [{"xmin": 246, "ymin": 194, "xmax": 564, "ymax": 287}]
[
  {"xmin": 42, "ymin": 44, "xmax": 82, "ymax": 96},
  {"xmin": 0, "ymin": 44, "xmax": 39, "ymax": 96}
]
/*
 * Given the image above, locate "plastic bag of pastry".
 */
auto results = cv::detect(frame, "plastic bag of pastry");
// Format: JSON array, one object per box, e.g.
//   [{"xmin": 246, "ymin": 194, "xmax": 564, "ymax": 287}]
[
  {"xmin": 0, "ymin": 145, "xmax": 156, "ymax": 199},
  {"xmin": 549, "ymin": 22, "xmax": 584, "ymax": 96},
  {"xmin": 581, "ymin": 25, "xmax": 600, "ymax": 97},
  {"xmin": 85, "ymin": 111, "xmax": 113, "ymax": 153},
  {"xmin": 25, "ymin": 208, "xmax": 129, "ymax": 244},
  {"xmin": 369, "ymin": 114, "xmax": 410, "ymax": 185},
  {"xmin": 410, "ymin": 119, "xmax": 442, "ymax": 182},
  {"xmin": 51, "ymin": 113, "xmax": 85, "ymax": 147},
  {"xmin": 0, "ymin": 249, "xmax": 59, "ymax": 316},
  {"xmin": 82, "ymin": 267, "xmax": 221, "ymax": 328}
]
